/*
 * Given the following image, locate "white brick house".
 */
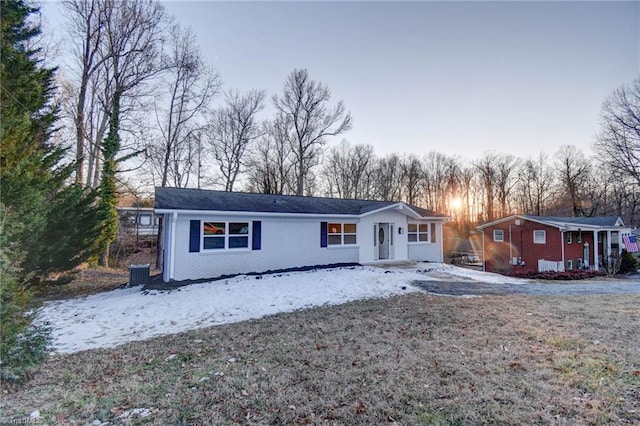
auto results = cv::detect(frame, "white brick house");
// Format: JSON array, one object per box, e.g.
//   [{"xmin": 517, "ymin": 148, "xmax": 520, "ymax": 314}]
[{"xmin": 155, "ymin": 187, "xmax": 448, "ymax": 282}]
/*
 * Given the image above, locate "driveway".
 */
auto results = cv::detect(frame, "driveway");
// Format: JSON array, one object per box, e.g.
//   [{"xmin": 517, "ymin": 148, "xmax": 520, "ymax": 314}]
[{"xmin": 413, "ymin": 278, "xmax": 640, "ymax": 296}]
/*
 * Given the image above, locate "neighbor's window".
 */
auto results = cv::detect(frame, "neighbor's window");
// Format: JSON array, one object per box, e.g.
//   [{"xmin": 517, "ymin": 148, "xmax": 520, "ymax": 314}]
[
  {"xmin": 577, "ymin": 258, "xmax": 583, "ymax": 269},
  {"xmin": 139, "ymin": 214, "xmax": 152, "ymax": 226},
  {"xmin": 328, "ymin": 223, "xmax": 357, "ymax": 245},
  {"xmin": 566, "ymin": 232, "xmax": 572, "ymax": 244},
  {"xmin": 577, "ymin": 233, "xmax": 582, "ymax": 243},
  {"xmin": 431, "ymin": 223, "xmax": 436, "ymax": 243},
  {"xmin": 493, "ymin": 230, "xmax": 504, "ymax": 242},
  {"xmin": 567, "ymin": 259, "xmax": 573, "ymax": 270},
  {"xmin": 203, "ymin": 222, "xmax": 249, "ymax": 250},
  {"xmin": 533, "ymin": 230, "xmax": 546, "ymax": 244},
  {"xmin": 408, "ymin": 223, "xmax": 430, "ymax": 242}
]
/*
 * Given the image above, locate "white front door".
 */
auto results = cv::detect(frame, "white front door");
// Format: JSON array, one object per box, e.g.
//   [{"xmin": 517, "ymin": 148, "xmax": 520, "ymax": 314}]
[{"xmin": 378, "ymin": 223, "xmax": 390, "ymax": 260}]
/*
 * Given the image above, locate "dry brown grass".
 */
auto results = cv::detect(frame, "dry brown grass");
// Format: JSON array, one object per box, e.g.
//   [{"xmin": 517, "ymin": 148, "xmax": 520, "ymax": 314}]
[
  {"xmin": 35, "ymin": 267, "xmax": 131, "ymax": 301},
  {"xmin": 2, "ymin": 293, "xmax": 639, "ymax": 425}
]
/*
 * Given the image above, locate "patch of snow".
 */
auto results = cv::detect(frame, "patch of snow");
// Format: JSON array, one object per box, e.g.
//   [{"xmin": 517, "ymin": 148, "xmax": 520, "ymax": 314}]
[{"xmin": 35, "ymin": 263, "xmax": 528, "ymax": 354}]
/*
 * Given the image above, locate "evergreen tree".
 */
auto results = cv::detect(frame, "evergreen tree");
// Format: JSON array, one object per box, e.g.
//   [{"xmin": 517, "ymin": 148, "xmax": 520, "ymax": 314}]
[
  {"xmin": 0, "ymin": 0, "xmax": 100, "ymax": 281},
  {"xmin": 96, "ymin": 92, "xmax": 121, "ymax": 267}
]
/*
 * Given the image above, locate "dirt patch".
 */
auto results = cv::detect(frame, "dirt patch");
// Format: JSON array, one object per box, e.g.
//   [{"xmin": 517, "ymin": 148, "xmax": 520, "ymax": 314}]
[
  {"xmin": 2, "ymin": 293, "xmax": 639, "ymax": 424},
  {"xmin": 35, "ymin": 268, "xmax": 130, "ymax": 301}
]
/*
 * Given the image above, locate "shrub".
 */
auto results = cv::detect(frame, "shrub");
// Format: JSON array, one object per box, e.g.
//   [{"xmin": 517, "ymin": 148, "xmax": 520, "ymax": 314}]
[
  {"xmin": 0, "ymin": 214, "xmax": 50, "ymax": 383},
  {"xmin": 505, "ymin": 269, "xmax": 606, "ymax": 280},
  {"xmin": 619, "ymin": 250, "xmax": 638, "ymax": 274}
]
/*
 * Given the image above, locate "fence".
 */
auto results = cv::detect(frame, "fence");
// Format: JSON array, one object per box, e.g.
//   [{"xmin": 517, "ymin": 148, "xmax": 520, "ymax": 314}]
[{"xmin": 537, "ymin": 259, "xmax": 565, "ymax": 272}]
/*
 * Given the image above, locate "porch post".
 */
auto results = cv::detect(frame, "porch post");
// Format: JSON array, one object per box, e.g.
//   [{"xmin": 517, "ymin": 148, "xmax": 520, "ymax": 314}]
[
  {"xmin": 593, "ymin": 230, "xmax": 599, "ymax": 271},
  {"xmin": 606, "ymin": 230, "xmax": 612, "ymax": 259}
]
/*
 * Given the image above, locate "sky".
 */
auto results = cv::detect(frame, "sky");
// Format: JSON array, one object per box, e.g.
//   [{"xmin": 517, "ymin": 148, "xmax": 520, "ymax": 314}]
[{"xmin": 42, "ymin": 1, "xmax": 639, "ymax": 161}]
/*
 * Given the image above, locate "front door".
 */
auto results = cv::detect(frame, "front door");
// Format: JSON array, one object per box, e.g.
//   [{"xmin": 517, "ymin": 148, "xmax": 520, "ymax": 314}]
[{"xmin": 378, "ymin": 223, "xmax": 390, "ymax": 260}]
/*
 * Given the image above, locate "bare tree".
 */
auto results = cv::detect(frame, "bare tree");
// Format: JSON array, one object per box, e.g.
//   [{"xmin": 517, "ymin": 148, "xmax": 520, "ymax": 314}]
[
  {"xmin": 374, "ymin": 154, "xmax": 404, "ymax": 201},
  {"xmin": 474, "ymin": 152, "xmax": 498, "ymax": 223},
  {"xmin": 206, "ymin": 89, "xmax": 266, "ymax": 191},
  {"xmin": 493, "ymin": 153, "xmax": 520, "ymax": 218},
  {"xmin": 423, "ymin": 152, "xmax": 459, "ymax": 214},
  {"xmin": 245, "ymin": 119, "xmax": 295, "ymax": 195},
  {"xmin": 147, "ymin": 24, "xmax": 220, "ymax": 189},
  {"xmin": 515, "ymin": 152, "xmax": 556, "ymax": 215},
  {"xmin": 595, "ymin": 77, "xmax": 640, "ymax": 186},
  {"xmin": 321, "ymin": 140, "xmax": 376, "ymax": 199},
  {"xmin": 95, "ymin": 0, "xmax": 168, "ymax": 267},
  {"xmin": 63, "ymin": 0, "xmax": 107, "ymax": 184},
  {"xmin": 555, "ymin": 145, "xmax": 592, "ymax": 217},
  {"xmin": 273, "ymin": 68, "xmax": 352, "ymax": 195},
  {"xmin": 401, "ymin": 154, "xmax": 423, "ymax": 206}
]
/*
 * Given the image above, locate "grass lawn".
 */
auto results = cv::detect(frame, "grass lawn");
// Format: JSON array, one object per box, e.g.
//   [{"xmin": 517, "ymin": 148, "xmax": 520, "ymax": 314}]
[{"xmin": 2, "ymin": 291, "xmax": 639, "ymax": 425}]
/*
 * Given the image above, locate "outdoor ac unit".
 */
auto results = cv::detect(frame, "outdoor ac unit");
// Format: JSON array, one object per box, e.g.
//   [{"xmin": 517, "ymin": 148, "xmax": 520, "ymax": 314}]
[{"xmin": 129, "ymin": 264, "xmax": 150, "ymax": 286}]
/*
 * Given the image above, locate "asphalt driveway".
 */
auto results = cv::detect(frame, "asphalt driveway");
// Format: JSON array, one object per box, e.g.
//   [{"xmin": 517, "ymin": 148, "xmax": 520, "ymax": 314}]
[{"xmin": 413, "ymin": 277, "xmax": 640, "ymax": 296}]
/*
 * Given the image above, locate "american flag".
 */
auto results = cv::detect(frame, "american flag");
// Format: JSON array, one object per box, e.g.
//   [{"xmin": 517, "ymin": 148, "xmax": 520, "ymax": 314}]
[{"xmin": 622, "ymin": 234, "xmax": 639, "ymax": 253}]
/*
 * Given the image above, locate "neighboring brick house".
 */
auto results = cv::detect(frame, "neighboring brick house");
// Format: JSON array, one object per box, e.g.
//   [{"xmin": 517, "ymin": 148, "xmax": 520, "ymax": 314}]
[
  {"xmin": 477, "ymin": 215, "xmax": 635, "ymax": 273},
  {"xmin": 155, "ymin": 187, "xmax": 448, "ymax": 282}
]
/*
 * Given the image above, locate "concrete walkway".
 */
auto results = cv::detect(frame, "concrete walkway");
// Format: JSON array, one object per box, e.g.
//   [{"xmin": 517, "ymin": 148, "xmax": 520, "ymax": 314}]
[{"xmin": 413, "ymin": 278, "xmax": 640, "ymax": 296}]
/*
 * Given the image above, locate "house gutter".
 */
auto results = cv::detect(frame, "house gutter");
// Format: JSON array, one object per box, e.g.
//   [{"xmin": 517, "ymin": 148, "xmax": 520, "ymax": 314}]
[
  {"xmin": 169, "ymin": 212, "xmax": 177, "ymax": 281},
  {"xmin": 154, "ymin": 208, "xmax": 449, "ymax": 221}
]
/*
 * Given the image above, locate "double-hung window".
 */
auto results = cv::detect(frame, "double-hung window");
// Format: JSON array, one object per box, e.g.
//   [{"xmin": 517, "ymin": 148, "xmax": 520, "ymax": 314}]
[
  {"xmin": 566, "ymin": 232, "xmax": 572, "ymax": 244},
  {"xmin": 493, "ymin": 229, "xmax": 504, "ymax": 242},
  {"xmin": 328, "ymin": 223, "xmax": 357, "ymax": 245},
  {"xmin": 408, "ymin": 224, "xmax": 429, "ymax": 242},
  {"xmin": 533, "ymin": 230, "xmax": 546, "ymax": 244},
  {"xmin": 203, "ymin": 222, "xmax": 249, "ymax": 250}
]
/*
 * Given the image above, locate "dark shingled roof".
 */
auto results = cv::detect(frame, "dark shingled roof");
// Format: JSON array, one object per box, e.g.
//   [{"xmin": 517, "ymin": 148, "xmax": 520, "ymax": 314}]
[
  {"xmin": 524, "ymin": 215, "xmax": 623, "ymax": 227},
  {"xmin": 155, "ymin": 187, "xmax": 443, "ymax": 217}
]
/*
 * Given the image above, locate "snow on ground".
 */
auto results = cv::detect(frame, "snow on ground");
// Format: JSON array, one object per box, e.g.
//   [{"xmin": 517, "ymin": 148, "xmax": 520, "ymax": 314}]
[{"xmin": 36, "ymin": 263, "xmax": 528, "ymax": 354}]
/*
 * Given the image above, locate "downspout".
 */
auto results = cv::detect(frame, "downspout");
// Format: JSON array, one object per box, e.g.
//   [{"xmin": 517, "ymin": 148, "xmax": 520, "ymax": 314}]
[
  {"xmin": 509, "ymin": 225, "xmax": 513, "ymax": 264},
  {"xmin": 560, "ymin": 229, "xmax": 565, "ymax": 271},
  {"xmin": 482, "ymin": 229, "xmax": 485, "ymax": 272},
  {"xmin": 169, "ymin": 212, "xmax": 178, "ymax": 281},
  {"xmin": 439, "ymin": 222, "xmax": 444, "ymax": 263}
]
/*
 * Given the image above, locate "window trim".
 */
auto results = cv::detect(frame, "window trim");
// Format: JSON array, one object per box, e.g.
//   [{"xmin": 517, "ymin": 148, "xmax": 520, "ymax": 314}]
[
  {"xmin": 408, "ymin": 222, "xmax": 432, "ymax": 244},
  {"xmin": 533, "ymin": 230, "xmax": 546, "ymax": 244},
  {"xmin": 327, "ymin": 222, "xmax": 357, "ymax": 246},
  {"xmin": 493, "ymin": 229, "xmax": 504, "ymax": 242},
  {"xmin": 202, "ymin": 221, "xmax": 250, "ymax": 251}
]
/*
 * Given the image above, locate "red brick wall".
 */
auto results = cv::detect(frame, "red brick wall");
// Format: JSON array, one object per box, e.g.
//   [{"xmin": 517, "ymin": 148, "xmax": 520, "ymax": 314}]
[{"xmin": 482, "ymin": 218, "xmax": 564, "ymax": 273}]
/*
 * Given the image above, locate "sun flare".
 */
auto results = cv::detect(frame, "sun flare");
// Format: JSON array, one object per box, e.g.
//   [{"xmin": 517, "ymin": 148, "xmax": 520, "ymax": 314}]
[{"xmin": 450, "ymin": 197, "xmax": 463, "ymax": 211}]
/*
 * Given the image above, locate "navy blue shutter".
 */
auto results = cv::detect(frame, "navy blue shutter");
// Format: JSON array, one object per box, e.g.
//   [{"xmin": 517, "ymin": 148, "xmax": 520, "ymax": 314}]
[
  {"xmin": 320, "ymin": 222, "xmax": 328, "ymax": 247},
  {"xmin": 252, "ymin": 221, "xmax": 262, "ymax": 250},
  {"xmin": 189, "ymin": 220, "xmax": 200, "ymax": 252}
]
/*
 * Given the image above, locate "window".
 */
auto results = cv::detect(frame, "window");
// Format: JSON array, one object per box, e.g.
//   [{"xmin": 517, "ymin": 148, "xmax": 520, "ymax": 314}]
[
  {"xmin": 533, "ymin": 230, "xmax": 546, "ymax": 244},
  {"xmin": 577, "ymin": 233, "xmax": 582, "ymax": 243},
  {"xmin": 408, "ymin": 223, "xmax": 430, "ymax": 243},
  {"xmin": 138, "ymin": 214, "xmax": 152, "ymax": 226},
  {"xmin": 566, "ymin": 232, "xmax": 572, "ymax": 244},
  {"xmin": 577, "ymin": 258, "xmax": 583, "ymax": 269},
  {"xmin": 203, "ymin": 222, "xmax": 249, "ymax": 250},
  {"xmin": 328, "ymin": 223, "xmax": 357, "ymax": 245},
  {"xmin": 493, "ymin": 230, "xmax": 504, "ymax": 242},
  {"xmin": 567, "ymin": 259, "xmax": 573, "ymax": 270},
  {"xmin": 431, "ymin": 223, "xmax": 436, "ymax": 243}
]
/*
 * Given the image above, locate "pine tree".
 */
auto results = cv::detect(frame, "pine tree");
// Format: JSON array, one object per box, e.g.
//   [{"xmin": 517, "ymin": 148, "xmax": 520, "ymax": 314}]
[
  {"xmin": 96, "ymin": 92, "xmax": 122, "ymax": 267},
  {"xmin": 0, "ymin": 0, "xmax": 100, "ymax": 280}
]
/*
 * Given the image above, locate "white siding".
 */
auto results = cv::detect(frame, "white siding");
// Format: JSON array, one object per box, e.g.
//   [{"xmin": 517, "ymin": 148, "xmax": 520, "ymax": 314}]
[
  {"xmin": 171, "ymin": 214, "xmax": 358, "ymax": 281},
  {"xmin": 358, "ymin": 210, "xmax": 410, "ymax": 263},
  {"xmin": 407, "ymin": 221, "xmax": 444, "ymax": 262}
]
